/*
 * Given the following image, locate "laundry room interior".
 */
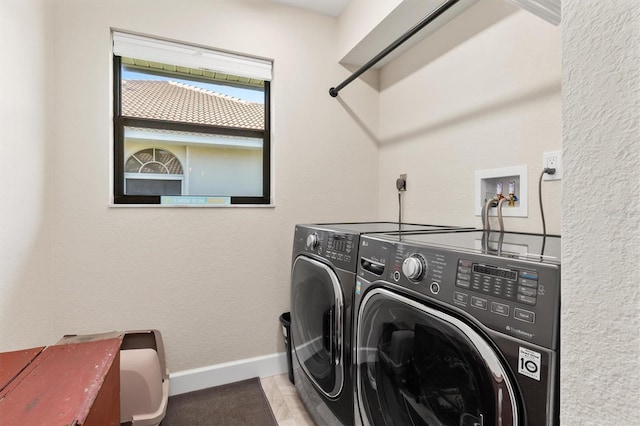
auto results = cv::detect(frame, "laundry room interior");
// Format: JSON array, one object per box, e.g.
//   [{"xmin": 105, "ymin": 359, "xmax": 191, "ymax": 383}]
[{"xmin": 1, "ymin": 0, "xmax": 637, "ymax": 425}]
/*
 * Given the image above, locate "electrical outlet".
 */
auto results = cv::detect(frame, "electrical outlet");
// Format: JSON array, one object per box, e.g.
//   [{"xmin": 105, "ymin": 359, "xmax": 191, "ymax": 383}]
[
  {"xmin": 543, "ymin": 151, "xmax": 562, "ymax": 181},
  {"xmin": 396, "ymin": 174, "xmax": 407, "ymax": 191}
]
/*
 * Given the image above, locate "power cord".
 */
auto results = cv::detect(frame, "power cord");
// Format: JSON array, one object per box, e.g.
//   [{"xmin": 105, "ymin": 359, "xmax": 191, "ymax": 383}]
[
  {"xmin": 398, "ymin": 191, "xmax": 402, "ymax": 227},
  {"xmin": 539, "ymin": 167, "xmax": 556, "ymax": 255},
  {"xmin": 396, "ymin": 177, "xmax": 406, "ymax": 234}
]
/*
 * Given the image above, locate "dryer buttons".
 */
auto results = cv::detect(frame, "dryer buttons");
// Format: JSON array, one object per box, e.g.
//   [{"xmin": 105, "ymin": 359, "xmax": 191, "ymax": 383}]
[{"xmin": 430, "ymin": 282, "xmax": 440, "ymax": 294}]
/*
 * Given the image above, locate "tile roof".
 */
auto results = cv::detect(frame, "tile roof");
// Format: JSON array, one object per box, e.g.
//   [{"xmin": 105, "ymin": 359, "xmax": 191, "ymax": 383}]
[{"xmin": 122, "ymin": 80, "xmax": 264, "ymax": 130}]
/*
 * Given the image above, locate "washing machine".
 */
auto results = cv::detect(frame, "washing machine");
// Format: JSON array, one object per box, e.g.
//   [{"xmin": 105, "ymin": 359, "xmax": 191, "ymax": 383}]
[
  {"xmin": 354, "ymin": 230, "xmax": 561, "ymax": 426},
  {"xmin": 290, "ymin": 222, "xmax": 469, "ymax": 425}
]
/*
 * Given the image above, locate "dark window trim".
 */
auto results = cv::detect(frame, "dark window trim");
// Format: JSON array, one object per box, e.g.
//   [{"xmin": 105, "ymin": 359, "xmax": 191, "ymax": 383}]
[
  {"xmin": 113, "ymin": 56, "xmax": 124, "ymax": 201},
  {"xmin": 121, "ymin": 117, "xmax": 265, "ymax": 139},
  {"xmin": 262, "ymin": 80, "xmax": 271, "ymax": 203},
  {"xmin": 113, "ymin": 55, "xmax": 271, "ymax": 205}
]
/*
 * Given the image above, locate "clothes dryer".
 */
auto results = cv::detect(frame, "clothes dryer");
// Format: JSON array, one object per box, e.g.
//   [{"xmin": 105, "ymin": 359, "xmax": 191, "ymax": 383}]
[
  {"xmin": 290, "ymin": 222, "xmax": 468, "ymax": 425},
  {"xmin": 354, "ymin": 230, "xmax": 561, "ymax": 426}
]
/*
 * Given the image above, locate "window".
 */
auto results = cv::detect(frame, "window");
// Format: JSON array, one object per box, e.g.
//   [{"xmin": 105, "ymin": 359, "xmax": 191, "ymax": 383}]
[
  {"xmin": 125, "ymin": 148, "xmax": 184, "ymax": 196},
  {"xmin": 112, "ymin": 31, "xmax": 272, "ymax": 205}
]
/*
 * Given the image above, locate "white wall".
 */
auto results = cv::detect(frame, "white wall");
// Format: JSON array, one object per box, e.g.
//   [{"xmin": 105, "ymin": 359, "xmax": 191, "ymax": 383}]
[
  {"xmin": 0, "ymin": 0, "xmax": 55, "ymax": 350},
  {"xmin": 561, "ymin": 0, "xmax": 640, "ymax": 423},
  {"xmin": 338, "ymin": 0, "xmax": 402, "ymax": 61},
  {"xmin": 377, "ymin": 3, "xmax": 561, "ymax": 234},
  {"xmin": 44, "ymin": 0, "xmax": 378, "ymax": 371}
]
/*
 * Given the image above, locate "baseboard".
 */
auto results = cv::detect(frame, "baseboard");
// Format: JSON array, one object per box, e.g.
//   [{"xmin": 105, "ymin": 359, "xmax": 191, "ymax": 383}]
[{"xmin": 168, "ymin": 352, "xmax": 288, "ymax": 396}]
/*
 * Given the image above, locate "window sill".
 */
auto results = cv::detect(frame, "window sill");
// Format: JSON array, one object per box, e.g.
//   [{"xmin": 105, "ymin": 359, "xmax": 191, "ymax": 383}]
[{"xmin": 108, "ymin": 203, "xmax": 275, "ymax": 208}]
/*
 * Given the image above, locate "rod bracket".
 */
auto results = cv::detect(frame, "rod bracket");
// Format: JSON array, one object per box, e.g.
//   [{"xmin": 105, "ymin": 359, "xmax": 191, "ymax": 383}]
[{"xmin": 329, "ymin": 87, "xmax": 339, "ymax": 97}]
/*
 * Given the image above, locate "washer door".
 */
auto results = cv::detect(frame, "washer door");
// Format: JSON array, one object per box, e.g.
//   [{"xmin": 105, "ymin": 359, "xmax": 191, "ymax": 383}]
[
  {"xmin": 356, "ymin": 288, "xmax": 519, "ymax": 426},
  {"xmin": 291, "ymin": 256, "xmax": 344, "ymax": 398}
]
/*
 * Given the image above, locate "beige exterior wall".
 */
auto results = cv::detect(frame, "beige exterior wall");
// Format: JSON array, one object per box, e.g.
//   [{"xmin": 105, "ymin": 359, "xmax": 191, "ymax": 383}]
[{"xmin": 187, "ymin": 145, "xmax": 263, "ymax": 196}]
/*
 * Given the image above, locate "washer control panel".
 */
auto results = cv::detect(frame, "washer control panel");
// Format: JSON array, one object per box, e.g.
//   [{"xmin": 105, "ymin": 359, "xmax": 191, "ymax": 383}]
[
  {"xmin": 356, "ymin": 235, "xmax": 560, "ymax": 350},
  {"xmin": 455, "ymin": 260, "xmax": 540, "ymax": 306}
]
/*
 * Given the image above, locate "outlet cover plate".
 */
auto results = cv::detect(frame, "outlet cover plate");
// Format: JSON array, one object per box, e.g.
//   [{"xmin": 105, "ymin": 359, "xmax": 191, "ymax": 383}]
[{"xmin": 543, "ymin": 151, "xmax": 562, "ymax": 181}]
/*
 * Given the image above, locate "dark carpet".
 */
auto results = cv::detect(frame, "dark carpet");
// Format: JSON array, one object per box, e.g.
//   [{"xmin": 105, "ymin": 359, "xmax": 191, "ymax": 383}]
[{"xmin": 161, "ymin": 378, "xmax": 278, "ymax": 426}]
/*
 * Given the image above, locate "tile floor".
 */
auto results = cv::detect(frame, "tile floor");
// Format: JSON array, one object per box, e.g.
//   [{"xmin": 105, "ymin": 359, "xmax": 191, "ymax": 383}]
[{"xmin": 261, "ymin": 374, "xmax": 315, "ymax": 425}]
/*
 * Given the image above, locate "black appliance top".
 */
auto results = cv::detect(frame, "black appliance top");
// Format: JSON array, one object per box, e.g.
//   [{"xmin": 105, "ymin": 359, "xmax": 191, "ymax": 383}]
[{"xmin": 374, "ymin": 230, "xmax": 561, "ymax": 264}]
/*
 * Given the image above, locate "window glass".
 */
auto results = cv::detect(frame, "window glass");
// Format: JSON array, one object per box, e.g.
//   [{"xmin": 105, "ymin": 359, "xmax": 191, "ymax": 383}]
[{"xmin": 113, "ymin": 36, "xmax": 271, "ymax": 205}]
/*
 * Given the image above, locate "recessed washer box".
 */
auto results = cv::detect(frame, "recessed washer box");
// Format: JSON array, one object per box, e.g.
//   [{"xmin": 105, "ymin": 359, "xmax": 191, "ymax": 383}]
[{"xmin": 475, "ymin": 165, "xmax": 528, "ymax": 218}]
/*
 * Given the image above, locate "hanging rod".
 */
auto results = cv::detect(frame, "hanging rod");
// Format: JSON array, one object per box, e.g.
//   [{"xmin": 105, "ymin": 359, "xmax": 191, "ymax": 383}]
[{"xmin": 329, "ymin": 0, "xmax": 461, "ymax": 98}]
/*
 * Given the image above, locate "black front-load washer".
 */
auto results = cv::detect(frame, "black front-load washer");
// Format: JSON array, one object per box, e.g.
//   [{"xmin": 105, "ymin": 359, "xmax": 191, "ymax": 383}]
[
  {"xmin": 290, "ymin": 222, "xmax": 468, "ymax": 425},
  {"xmin": 354, "ymin": 230, "xmax": 561, "ymax": 426}
]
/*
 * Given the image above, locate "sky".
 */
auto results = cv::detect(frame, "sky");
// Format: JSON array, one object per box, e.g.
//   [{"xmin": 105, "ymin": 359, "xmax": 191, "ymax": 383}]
[{"xmin": 122, "ymin": 69, "xmax": 265, "ymax": 103}]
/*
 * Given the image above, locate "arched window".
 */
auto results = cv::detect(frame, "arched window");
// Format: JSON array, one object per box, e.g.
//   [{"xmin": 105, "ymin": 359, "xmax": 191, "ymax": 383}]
[{"xmin": 125, "ymin": 148, "xmax": 184, "ymax": 196}]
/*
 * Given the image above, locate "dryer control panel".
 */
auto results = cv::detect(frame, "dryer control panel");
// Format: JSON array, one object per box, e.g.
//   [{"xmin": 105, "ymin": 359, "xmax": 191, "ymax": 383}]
[
  {"xmin": 293, "ymin": 225, "xmax": 358, "ymax": 273},
  {"xmin": 356, "ymin": 235, "xmax": 560, "ymax": 350}
]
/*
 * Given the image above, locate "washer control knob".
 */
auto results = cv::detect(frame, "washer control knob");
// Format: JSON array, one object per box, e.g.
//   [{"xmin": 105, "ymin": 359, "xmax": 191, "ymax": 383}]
[
  {"xmin": 306, "ymin": 233, "xmax": 319, "ymax": 249},
  {"xmin": 402, "ymin": 254, "xmax": 427, "ymax": 282}
]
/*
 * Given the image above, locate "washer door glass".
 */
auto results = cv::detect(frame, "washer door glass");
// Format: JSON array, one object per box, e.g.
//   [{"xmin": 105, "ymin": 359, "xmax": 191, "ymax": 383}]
[
  {"xmin": 291, "ymin": 256, "xmax": 344, "ymax": 398},
  {"xmin": 356, "ymin": 288, "xmax": 518, "ymax": 426}
]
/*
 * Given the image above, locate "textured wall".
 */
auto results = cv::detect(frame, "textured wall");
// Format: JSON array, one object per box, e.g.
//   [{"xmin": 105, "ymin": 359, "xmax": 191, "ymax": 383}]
[
  {"xmin": 0, "ymin": 0, "xmax": 55, "ymax": 350},
  {"xmin": 377, "ymin": 5, "xmax": 562, "ymax": 234},
  {"xmin": 561, "ymin": 0, "xmax": 640, "ymax": 423},
  {"xmin": 45, "ymin": 0, "xmax": 379, "ymax": 371}
]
